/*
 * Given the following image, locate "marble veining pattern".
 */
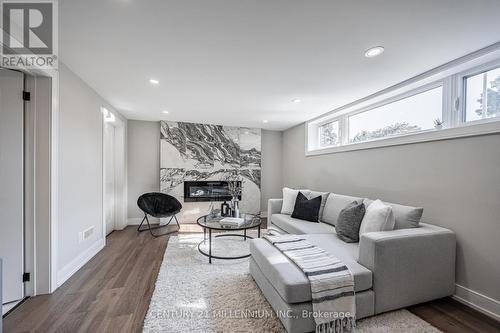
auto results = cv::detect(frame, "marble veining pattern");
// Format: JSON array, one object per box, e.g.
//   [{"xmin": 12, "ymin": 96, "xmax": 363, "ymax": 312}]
[{"xmin": 160, "ymin": 121, "xmax": 261, "ymax": 217}]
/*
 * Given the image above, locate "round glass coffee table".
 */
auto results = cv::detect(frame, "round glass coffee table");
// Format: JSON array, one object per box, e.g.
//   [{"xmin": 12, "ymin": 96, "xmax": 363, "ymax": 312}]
[{"xmin": 196, "ymin": 213, "xmax": 262, "ymax": 264}]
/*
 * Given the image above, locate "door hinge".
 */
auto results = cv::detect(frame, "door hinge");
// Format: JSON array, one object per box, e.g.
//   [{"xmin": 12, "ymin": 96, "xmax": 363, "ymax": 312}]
[
  {"xmin": 23, "ymin": 272, "xmax": 30, "ymax": 282},
  {"xmin": 23, "ymin": 91, "xmax": 31, "ymax": 101}
]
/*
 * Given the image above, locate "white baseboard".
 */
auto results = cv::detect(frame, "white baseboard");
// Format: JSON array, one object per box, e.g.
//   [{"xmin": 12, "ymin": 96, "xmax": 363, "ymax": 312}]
[
  {"xmin": 127, "ymin": 217, "xmax": 159, "ymax": 225},
  {"xmin": 2, "ymin": 299, "xmax": 22, "ymax": 316},
  {"xmin": 56, "ymin": 239, "xmax": 105, "ymax": 287},
  {"xmin": 453, "ymin": 284, "xmax": 500, "ymax": 321}
]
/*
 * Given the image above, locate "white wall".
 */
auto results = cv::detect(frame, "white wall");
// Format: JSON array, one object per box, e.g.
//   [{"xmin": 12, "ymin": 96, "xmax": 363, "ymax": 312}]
[
  {"xmin": 57, "ymin": 63, "xmax": 125, "ymax": 286},
  {"xmin": 282, "ymin": 123, "xmax": 500, "ymax": 316},
  {"xmin": 113, "ymin": 121, "xmax": 128, "ymax": 231},
  {"xmin": 127, "ymin": 120, "xmax": 160, "ymax": 223},
  {"xmin": 261, "ymin": 130, "xmax": 283, "ymax": 213}
]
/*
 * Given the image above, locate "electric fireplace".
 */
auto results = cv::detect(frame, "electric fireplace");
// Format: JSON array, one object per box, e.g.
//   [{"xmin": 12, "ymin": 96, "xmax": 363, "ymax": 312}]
[{"xmin": 183, "ymin": 181, "xmax": 242, "ymax": 202}]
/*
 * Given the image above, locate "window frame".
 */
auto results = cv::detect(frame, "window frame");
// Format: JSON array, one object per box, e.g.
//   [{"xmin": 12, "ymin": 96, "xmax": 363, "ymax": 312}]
[
  {"xmin": 457, "ymin": 59, "xmax": 500, "ymax": 126},
  {"xmin": 306, "ymin": 52, "xmax": 500, "ymax": 156}
]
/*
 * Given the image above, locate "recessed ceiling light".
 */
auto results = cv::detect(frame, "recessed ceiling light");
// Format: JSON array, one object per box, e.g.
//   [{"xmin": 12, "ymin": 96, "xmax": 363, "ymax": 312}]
[
  {"xmin": 162, "ymin": 110, "xmax": 169, "ymax": 114},
  {"xmin": 292, "ymin": 98, "xmax": 301, "ymax": 103},
  {"xmin": 364, "ymin": 46, "xmax": 384, "ymax": 58},
  {"xmin": 263, "ymin": 120, "xmax": 268, "ymax": 123},
  {"xmin": 149, "ymin": 78, "xmax": 159, "ymax": 85}
]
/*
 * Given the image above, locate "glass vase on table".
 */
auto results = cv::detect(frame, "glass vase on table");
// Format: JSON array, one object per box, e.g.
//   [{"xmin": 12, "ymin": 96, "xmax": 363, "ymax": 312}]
[
  {"xmin": 231, "ymin": 197, "xmax": 240, "ymax": 218},
  {"xmin": 208, "ymin": 194, "xmax": 221, "ymax": 218}
]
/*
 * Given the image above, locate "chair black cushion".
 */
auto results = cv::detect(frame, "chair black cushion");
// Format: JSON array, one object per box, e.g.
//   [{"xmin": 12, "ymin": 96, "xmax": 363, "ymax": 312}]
[
  {"xmin": 137, "ymin": 192, "xmax": 182, "ymax": 218},
  {"xmin": 291, "ymin": 192, "xmax": 321, "ymax": 222}
]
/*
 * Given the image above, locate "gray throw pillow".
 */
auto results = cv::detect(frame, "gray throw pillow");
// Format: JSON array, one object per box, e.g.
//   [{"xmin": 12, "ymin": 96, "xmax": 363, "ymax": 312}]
[{"xmin": 336, "ymin": 201, "xmax": 366, "ymax": 243}]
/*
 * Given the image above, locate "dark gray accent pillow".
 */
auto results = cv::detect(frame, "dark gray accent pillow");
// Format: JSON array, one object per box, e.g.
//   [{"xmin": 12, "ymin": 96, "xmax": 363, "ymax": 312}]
[
  {"xmin": 291, "ymin": 192, "xmax": 322, "ymax": 222},
  {"xmin": 336, "ymin": 200, "xmax": 366, "ymax": 243}
]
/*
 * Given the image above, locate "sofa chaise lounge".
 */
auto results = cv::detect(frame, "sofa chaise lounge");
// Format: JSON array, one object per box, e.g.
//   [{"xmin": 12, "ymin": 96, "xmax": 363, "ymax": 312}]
[{"xmin": 250, "ymin": 192, "xmax": 456, "ymax": 333}]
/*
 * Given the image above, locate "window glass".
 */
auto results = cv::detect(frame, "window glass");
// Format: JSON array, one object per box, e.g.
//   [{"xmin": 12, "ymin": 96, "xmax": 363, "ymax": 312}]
[
  {"xmin": 348, "ymin": 86, "xmax": 443, "ymax": 143},
  {"xmin": 465, "ymin": 67, "xmax": 500, "ymax": 122},
  {"xmin": 319, "ymin": 121, "xmax": 339, "ymax": 147}
]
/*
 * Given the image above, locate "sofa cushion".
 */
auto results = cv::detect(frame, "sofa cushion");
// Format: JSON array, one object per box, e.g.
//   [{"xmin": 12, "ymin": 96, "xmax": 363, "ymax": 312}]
[
  {"xmin": 281, "ymin": 188, "xmax": 311, "ymax": 215},
  {"xmin": 308, "ymin": 191, "xmax": 330, "ymax": 221},
  {"xmin": 250, "ymin": 234, "xmax": 373, "ymax": 303},
  {"xmin": 336, "ymin": 200, "xmax": 366, "ymax": 243},
  {"xmin": 359, "ymin": 199, "xmax": 395, "ymax": 236},
  {"xmin": 271, "ymin": 214, "xmax": 336, "ymax": 234},
  {"xmin": 322, "ymin": 193, "xmax": 363, "ymax": 226},
  {"xmin": 291, "ymin": 192, "xmax": 322, "ymax": 222},
  {"xmin": 364, "ymin": 199, "xmax": 423, "ymax": 229}
]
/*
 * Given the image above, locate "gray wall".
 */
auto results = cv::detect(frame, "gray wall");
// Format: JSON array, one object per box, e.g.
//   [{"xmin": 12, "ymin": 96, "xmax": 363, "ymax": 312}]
[
  {"xmin": 282, "ymin": 123, "xmax": 500, "ymax": 302},
  {"xmin": 126, "ymin": 120, "xmax": 283, "ymax": 219},
  {"xmin": 261, "ymin": 130, "xmax": 283, "ymax": 212},
  {"xmin": 58, "ymin": 63, "xmax": 124, "ymax": 274},
  {"xmin": 127, "ymin": 120, "xmax": 161, "ymax": 221}
]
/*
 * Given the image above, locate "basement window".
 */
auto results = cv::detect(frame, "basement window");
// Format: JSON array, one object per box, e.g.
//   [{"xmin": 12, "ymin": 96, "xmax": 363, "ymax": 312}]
[
  {"xmin": 348, "ymin": 86, "xmax": 442, "ymax": 144},
  {"xmin": 306, "ymin": 54, "xmax": 500, "ymax": 156}
]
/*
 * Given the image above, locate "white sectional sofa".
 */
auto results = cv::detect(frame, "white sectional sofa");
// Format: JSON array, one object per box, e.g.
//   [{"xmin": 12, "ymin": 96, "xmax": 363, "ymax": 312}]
[{"xmin": 250, "ymin": 193, "xmax": 456, "ymax": 333}]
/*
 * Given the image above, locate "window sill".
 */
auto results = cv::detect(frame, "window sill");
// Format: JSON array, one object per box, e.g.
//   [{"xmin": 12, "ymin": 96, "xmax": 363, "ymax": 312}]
[{"xmin": 305, "ymin": 119, "xmax": 500, "ymax": 156}]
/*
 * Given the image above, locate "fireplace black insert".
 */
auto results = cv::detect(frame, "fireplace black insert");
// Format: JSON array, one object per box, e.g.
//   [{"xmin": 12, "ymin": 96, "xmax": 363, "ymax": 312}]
[{"xmin": 183, "ymin": 181, "xmax": 242, "ymax": 202}]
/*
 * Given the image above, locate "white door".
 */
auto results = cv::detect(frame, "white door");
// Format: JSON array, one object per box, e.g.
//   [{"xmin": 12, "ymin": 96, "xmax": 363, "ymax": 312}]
[
  {"xmin": 0, "ymin": 69, "xmax": 25, "ymax": 305},
  {"xmin": 104, "ymin": 124, "xmax": 115, "ymax": 235}
]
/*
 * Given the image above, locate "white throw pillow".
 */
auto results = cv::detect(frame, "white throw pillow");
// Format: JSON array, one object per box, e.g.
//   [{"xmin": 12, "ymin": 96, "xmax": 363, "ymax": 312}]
[
  {"xmin": 281, "ymin": 187, "xmax": 310, "ymax": 215},
  {"xmin": 308, "ymin": 191, "xmax": 330, "ymax": 221},
  {"xmin": 359, "ymin": 199, "xmax": 395, "ymax": 237}
]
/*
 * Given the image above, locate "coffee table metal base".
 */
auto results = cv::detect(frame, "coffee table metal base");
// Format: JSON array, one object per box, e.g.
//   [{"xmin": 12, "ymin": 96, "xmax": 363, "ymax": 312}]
[{"xmin": 197, "ymin": 230, "xmax": 255, "ymax": 263}]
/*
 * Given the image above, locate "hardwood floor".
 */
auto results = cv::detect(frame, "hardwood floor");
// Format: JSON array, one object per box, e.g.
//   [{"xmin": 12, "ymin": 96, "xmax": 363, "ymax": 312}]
[
  {"xmin": 3, "ymin": 225, "xmax": 173, "ymax": 333},
  {"xmin": 409, "ymin": 298, "xmax": 500, "ymax": 333},
  {"xmin": 3, "ymin": 225, "xmax": 499, "ymax": 333}
]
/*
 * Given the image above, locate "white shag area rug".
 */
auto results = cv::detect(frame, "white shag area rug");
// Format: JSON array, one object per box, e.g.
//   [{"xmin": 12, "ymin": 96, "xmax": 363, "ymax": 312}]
[{"xmin": 143, "ymin": 233, "xmax": 440, "ymax": 333}]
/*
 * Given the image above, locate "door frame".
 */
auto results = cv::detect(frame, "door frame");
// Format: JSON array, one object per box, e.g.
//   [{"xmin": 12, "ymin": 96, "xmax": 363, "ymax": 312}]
[
  {"xmin": 0, "ymin": 69, "xmax": 26, "ymax": 308},
  {"xmin": 0, "ymin": 2, "xmax": 58, "ymax": 294},
  {"xmin": 102, "ymin": 108, "xmax": 127, "ymax": 240},
  {"xmin": 104, "ymin": 123, "xmax": 116, "ymax": 235},
  {"xmin": 10, "ymin": 65, "xmax": 59, "ymax": 294},
  {"xmin": 20, "ymin": 72, "xmax": 54, "ymax": 298}
]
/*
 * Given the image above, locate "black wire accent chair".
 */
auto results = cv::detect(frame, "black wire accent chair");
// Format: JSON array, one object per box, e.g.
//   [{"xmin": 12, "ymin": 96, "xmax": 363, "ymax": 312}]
[{"xmin": 137, "ymin": 192, "xmax": 182, "ymax": 237}]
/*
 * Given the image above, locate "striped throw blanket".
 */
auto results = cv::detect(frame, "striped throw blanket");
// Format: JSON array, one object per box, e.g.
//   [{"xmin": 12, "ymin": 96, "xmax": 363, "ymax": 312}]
[{"xmin": 264, "ymin": 234, "xmax": 356, "ymax": 333}]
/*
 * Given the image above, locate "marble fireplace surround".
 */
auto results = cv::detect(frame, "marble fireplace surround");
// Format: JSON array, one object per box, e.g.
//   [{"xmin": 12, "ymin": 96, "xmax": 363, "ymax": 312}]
[{"xmin": 160, "ymin": 121, "xmax": 261, "ymax": 223}]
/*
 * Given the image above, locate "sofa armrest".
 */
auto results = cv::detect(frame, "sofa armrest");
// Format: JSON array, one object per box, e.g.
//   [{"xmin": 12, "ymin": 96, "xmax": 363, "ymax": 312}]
[
  {"xmin": 267, "ymin": 199, "xmax": 283, "ymax": 219},
  {"xmin": 358, "ymin": 223, "xmax": 456, "ymax": 313}
]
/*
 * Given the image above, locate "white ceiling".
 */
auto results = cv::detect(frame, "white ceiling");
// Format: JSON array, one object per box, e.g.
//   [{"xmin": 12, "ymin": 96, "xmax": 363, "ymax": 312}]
[{"xmin": 60, "ymin": 0, "xmax": 500, "ymax": 130}]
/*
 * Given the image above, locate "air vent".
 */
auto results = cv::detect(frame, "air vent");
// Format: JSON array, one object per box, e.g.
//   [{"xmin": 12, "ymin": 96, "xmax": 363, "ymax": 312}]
[{"xmin": 79, "ymin": 226, "xmax": 95, "ymax": 242}]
